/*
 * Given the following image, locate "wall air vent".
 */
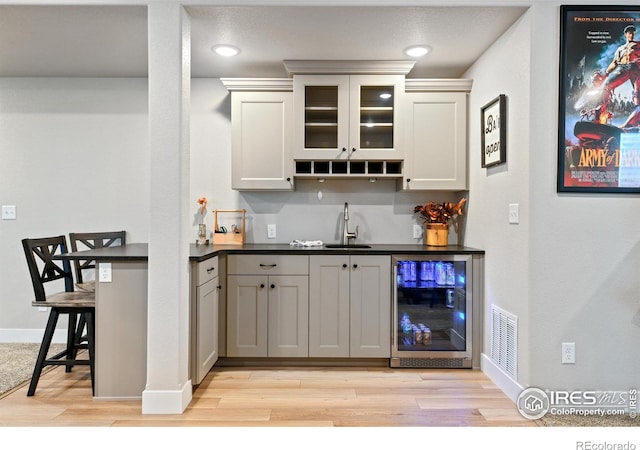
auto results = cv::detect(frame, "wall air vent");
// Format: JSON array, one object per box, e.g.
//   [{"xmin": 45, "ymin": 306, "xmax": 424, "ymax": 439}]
[{"xmin": 490, "ymin": 305, "xmax": 517, "ymax": 380}]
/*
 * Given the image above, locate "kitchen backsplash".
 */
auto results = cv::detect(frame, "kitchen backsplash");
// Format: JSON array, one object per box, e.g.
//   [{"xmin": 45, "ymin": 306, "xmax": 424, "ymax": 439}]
[{"xmin": 207, "ymin": 179, "xmax": 466, "ymax": 245}]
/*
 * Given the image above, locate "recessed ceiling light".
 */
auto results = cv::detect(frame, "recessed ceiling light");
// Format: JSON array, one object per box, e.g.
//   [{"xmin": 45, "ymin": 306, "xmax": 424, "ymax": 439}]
[
  {"xmin": 404, "ymin": 45, "xmax": 431, "ymax": 57},
  {"xmin": 212, "ymin": 45, "xmax": 240, "ymax": 57}
]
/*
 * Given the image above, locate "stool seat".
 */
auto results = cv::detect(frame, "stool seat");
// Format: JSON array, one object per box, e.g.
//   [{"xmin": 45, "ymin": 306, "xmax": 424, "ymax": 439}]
[{"xmin": 31, "ymin": 291, "xmax": 95, "ymax": 308}]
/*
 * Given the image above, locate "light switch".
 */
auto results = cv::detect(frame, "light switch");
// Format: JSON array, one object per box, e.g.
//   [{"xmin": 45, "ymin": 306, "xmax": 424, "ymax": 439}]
[
  {"xmin": 267, "ymin": 224, "xmax": 276, "ymax": 239},
  {"xmin": 1, "ymin": 205, "xmax": 17, "ymax": 220},
  {"xmin": 99, "ymin": 263, "xmax": 112, "ymax": 283},
  {"xmin": 508, "ymin": 203, "xmax": 519, "ymax": 224},
  {"xmin": 413, "ymin": 224, "xmax": 423, "ymax": 239}
]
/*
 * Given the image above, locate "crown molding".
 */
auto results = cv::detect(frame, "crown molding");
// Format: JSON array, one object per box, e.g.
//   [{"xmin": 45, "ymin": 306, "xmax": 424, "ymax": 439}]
[
  {"xmin": 405, "ymin": 78, "xmax": 473, "ymax": 92},
  {"xmin": 283, "ymin": 60, "xmax": 416, "ymax": 76},
  {"xmin": 220, "ymin": 78, "xmax": 293, "ymax": 91}
]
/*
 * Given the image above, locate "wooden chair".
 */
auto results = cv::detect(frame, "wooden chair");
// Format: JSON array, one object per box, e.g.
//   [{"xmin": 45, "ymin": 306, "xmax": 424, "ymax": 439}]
[{"xmin": 22, "ymin": 235, "xmax": 95, "ymax": 396}]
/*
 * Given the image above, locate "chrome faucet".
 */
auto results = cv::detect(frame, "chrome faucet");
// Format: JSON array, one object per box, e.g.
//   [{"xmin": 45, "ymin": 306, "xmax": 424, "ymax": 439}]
[{"xmin": 342, "ymin": 202, "xmax": 358, "ymax": 245}]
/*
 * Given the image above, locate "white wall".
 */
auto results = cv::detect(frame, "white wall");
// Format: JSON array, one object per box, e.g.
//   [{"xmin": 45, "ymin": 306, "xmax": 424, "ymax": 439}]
[
  {"xmin": 0, "ymin": 78, "xmax": 149, "ymax": 340},
  {"xmin": 527, "ymin": 3, "xmax": 640, "ymax": 391},
  {"xmin": 467, "ymin": 2, "xmax": 640, "ymax": 397},
  {"xmin": 464, "ymin": 11, "xmax": 532, "ymax": 389}
]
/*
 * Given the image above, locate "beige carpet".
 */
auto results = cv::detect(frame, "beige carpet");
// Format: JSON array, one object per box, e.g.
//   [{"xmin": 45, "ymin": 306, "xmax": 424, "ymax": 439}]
[
  {"xmin": 0, "ymin": 342, "xmax": 67, "ymax": 398},
  {"xmin": 538, "ymin": 414, "xmax": 638, "ymax": 427}
]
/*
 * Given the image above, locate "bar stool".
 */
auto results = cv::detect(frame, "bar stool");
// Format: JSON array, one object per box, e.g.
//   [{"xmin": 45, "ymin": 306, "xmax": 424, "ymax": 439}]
[
  {"xmin": 22, "ymin": 235, "xmax": 95, "ymax": 396},
  {"xmin": 68, "ymin": 231, "xmax": 126, "ymax": 288},
  {"xmin": 68, "ymin": 231, "xmax": 125, "ymax": 360}
]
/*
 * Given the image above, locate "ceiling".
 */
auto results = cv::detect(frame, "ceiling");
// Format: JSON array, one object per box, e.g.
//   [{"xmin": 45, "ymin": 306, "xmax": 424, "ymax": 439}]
[{"xmin": 0, "ymin": 5, "xmax": 527, "ymax": 79}]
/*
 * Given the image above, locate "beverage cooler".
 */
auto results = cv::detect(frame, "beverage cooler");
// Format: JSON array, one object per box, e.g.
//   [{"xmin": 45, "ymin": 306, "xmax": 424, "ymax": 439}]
[{"xmin": 391, "ymin": 254, "xmax": 473, "ymax": 368}]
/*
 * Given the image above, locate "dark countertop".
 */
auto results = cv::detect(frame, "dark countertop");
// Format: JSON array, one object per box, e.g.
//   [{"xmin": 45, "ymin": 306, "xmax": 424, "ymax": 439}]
[
  {"xmin": 56, "ymin": 243, "xmax": 149, "ymax": 261},
  {"xmin": 57, "ymin": 242, "xmax": 485, "ymax": 263},
  {"xmin": 191, "ymin": 243, "xmax": 484, "ymax": 262}
]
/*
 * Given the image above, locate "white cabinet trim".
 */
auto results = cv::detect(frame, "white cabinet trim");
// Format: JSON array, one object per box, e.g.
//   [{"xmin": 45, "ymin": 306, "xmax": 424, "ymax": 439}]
[
  {"xmin": 405, "ymin": 78, "xmax": 473, "ymax": 92},
  {"xmin": 283, "ymin": 60, "xmax": 416, "ymax": 76},
  {"xmin": 221, "ymin": 78, "xmax": 293, "ymax": 92}
]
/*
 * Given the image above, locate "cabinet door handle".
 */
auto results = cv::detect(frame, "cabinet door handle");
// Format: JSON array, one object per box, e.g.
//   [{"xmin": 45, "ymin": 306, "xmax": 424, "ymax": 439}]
[
  {"xmin": 342, "ymin": 263, "xmax": 348, "ymax": 268},
  {"xmin": 406, "ymin": 178, "xmax": 411, "ymax": 183},
  {"xmin": 270, "ymin": 284, "xmax": 275, "ymax": 289},
  {"xmin": 206, "ymin": 267, "xmax": 215, "ymax": 273},
  {"xmin": 260, "ymin": 283, "xmax": 265, "ymax": 289},
  {"xmin": 351, "ymin": 147, "xmax": 356, "ymax": 152},
  {"xmin": 217, "ymin": 285, "xmax": 222, "ymax": 290},
  {"xmin": 353, "ymin": 263, "xmax": 358, "ymax": 269},
  {"xmin": 259, "ymin": 264, "xmax": 277, "ymax": 268},
  {"xmin": 286, "ymin": 177, "xmax": 291, "ymax": 182},
  {"xmin": 342, "ymin": 147, "xmax": 347, "ymax": 152}
]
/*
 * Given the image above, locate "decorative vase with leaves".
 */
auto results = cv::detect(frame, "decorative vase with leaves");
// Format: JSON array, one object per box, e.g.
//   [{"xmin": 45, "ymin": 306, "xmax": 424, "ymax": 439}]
[{"xmin": 414, "ymin": 198, "xmax": 467, "ymax": 246}]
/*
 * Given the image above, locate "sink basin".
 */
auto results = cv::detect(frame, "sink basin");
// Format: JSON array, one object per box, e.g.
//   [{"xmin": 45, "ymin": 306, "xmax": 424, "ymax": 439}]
[{"xmin": 324, "ymin": 244, "xmax": 371, "ymax": 249}]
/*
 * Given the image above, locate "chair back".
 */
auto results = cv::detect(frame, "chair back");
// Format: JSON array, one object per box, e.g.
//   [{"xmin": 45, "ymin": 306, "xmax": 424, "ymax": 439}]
[
  {"xmin": 69, "ymin": 231, "xmax": 126, "ymax": 283},
  {"xmin": 22, "ymin": 236, "xmax": 74, "ymax": 302}
]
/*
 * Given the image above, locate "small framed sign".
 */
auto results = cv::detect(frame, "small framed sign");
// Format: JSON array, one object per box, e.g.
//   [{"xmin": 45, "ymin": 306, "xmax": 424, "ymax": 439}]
[{"xmin": 481, "ymin": 94, "xmax": 507, "ymax": 168}]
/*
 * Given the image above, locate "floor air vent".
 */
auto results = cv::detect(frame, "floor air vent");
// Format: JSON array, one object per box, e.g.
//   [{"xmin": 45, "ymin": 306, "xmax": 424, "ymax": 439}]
[
  {"xmin": 392, "ymin": 358, "xmax": 470, "ymax": 368},
  {"xmin": 490, "ymin": 305, "xmax": 518, "ymax": 379}
]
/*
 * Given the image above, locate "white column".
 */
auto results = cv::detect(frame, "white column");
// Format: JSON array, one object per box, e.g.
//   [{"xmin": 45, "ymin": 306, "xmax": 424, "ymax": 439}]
[{"xmin": 143, "ymin": 2, "xmax": 192, "ymax": 414}]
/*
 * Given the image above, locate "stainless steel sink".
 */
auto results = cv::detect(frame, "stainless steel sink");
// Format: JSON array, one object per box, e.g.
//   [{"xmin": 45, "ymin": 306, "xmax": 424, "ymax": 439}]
[{"xmin": 324, "ymin": 244, "xmax": 371, "ymax": 249}]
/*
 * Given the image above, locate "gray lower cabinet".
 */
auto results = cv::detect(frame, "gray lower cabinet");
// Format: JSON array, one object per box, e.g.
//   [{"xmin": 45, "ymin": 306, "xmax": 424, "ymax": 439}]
[
  {"xmin": 226, "ymin": 255, "xmax": 309, "ymax": 357},
  {"xmin": 309, "ymin": 254, "xmax": 391, "ymax": 358},
  {"xmin": 191, "ymin": 257, "xmax": 220, "ymax": 385}
]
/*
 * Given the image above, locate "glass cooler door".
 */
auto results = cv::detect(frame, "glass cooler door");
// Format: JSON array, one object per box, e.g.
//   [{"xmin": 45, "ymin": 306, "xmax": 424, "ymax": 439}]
[{"xmin": 392, "ymin": 254, "xmax": 472, "ymax": 363}]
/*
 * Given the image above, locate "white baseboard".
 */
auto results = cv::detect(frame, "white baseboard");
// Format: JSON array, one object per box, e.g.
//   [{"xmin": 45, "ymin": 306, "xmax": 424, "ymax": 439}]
[
  {"xmin": 0, "ymin": 328, "xmax": 67, "ymax": 344},
  {"xmin": 141, "ymin": 380, "xmax": 193, "ymax": 414},
  {"xmin": 481, "ymin": 353, "xmax": 524, "ymax": 402}
]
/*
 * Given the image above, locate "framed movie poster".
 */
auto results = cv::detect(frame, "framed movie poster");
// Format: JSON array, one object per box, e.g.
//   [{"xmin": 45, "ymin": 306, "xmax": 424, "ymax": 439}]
[
  {"xmin": 481, "ymin": 95, "xmax": 507, "ymax": 168},
  {"xmin": 559, "ymin": 6, "xmax": 640, "ymax": 193}
]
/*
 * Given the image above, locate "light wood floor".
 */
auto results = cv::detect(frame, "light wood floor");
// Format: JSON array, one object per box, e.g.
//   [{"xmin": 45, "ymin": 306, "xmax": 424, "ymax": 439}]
[{"xmin": 0, "ymin": 364, "xmax": 539, "ymax": 427}]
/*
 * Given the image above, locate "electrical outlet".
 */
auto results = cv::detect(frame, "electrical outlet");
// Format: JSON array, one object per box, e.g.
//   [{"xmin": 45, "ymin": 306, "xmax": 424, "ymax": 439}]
[
  {"xmin": 267, "ymin": 224, "xmax": 276, "ymax": 239},
  {"xmin": 413, "ymin": 224, "xmax": 422, "ymax": 239},
  {"xmin": 1, "ymin": 205, "xmax": 17, "ymax": 220},
  {"xmin": 562, "ymin": 342, "xmax": 575, "ymax": 364},
  {"xmin": 508, "ymin": 203, "xmax": 519, "ymax": 224},
  {"xmin": 99, "ymin": 263, "xmax": 112, "ymax": 283}
]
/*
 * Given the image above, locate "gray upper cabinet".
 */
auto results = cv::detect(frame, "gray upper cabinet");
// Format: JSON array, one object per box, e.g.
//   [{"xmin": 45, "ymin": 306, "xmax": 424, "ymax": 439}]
[
  {"xmin": 222, "ymin": 71, "xmax": 471, "ymax": 190},
  {"xmin": 402, "ymin": 80, "xmax": 472, "ymax": 191},
  {"xmin": 222, "ymin": 79, "xmax": 294, "ymax": 191},
  {"xmin": 292, "ymin": 74, "xmax": 405, "ymax": 161}
]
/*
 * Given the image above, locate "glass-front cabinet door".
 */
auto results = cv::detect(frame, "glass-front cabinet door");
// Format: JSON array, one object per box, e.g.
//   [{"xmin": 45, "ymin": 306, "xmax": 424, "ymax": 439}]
[
  {"xmin": 294, "ymin": 75, "xmax": 350, "ymax": 159},
  {"xmin": 293, "ymin": 74, "xmax": 404, "ymax": 160},
  {"xmin": 348, "ymin": 75, "xmax": 404, "ymax": 160}
]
